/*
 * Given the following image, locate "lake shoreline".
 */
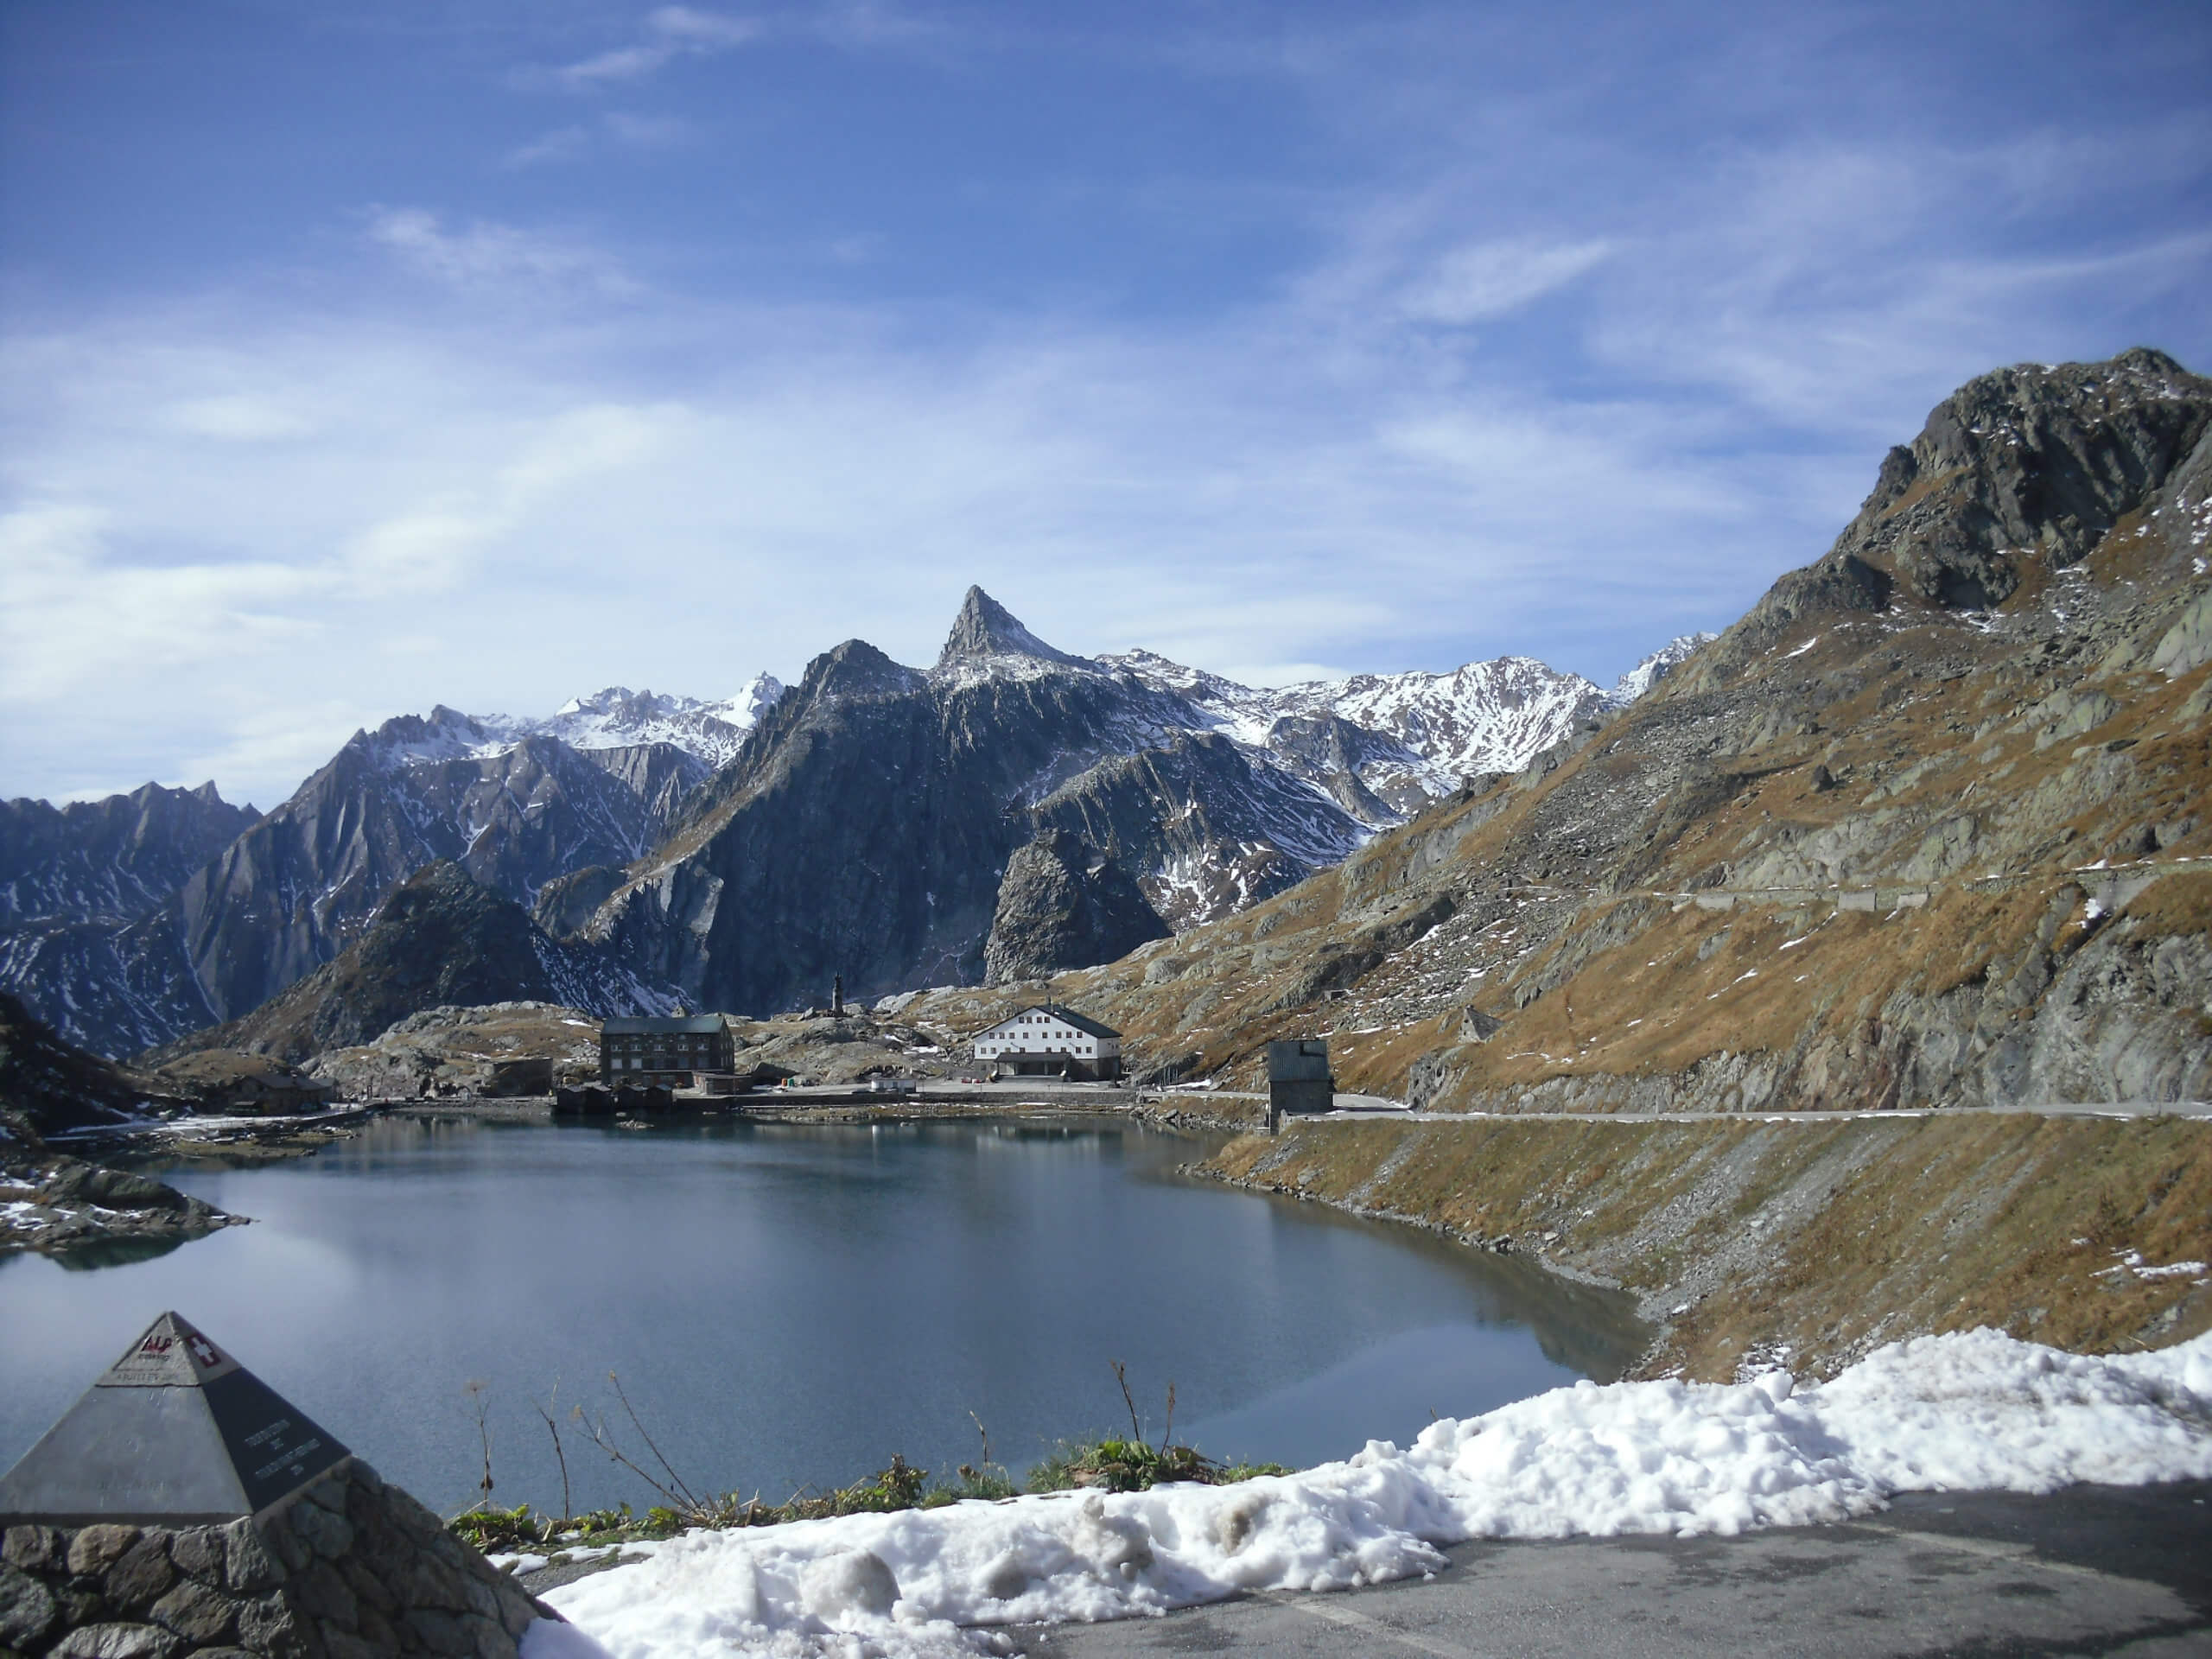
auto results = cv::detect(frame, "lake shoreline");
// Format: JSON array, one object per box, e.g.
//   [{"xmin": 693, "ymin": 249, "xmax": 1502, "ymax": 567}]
[{"xmin": 1193, "ymin": 1113, "xmax": 2212, "ymax": 1384}]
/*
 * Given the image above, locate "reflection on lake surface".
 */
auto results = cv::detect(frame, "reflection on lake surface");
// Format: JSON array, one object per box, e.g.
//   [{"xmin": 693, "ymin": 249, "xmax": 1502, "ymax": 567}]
[{"xmin": 0, "ymin": 1115, "xmax": 1644, "ymax": 1513}]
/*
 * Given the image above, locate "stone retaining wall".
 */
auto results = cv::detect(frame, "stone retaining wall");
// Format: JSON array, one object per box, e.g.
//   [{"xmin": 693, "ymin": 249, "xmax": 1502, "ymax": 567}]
[{"xmin": 0, "ymin": 1459, "xmax": 558, "ymax": 1659}]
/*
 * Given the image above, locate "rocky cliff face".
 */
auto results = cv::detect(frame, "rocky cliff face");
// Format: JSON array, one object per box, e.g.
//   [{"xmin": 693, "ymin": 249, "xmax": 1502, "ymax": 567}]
[
  {"xmin": 151, "ymin": 861, "xmax": 671, "ymax": 1065},
  {"xmin": 0, "ymin": 784, "xmax": 263, "ymax": 1058},
  {"xmin": 5, "ymin": 574, "xmax": 1671, "ymax": 1048},
  {"xmin": 897, "ymin": 349, "xmax": 2212, "ymax": 1116},
  {"xmin": 3, "ymin": 718, "xmax": 707, "ymax": 1054},
  {"xmin": 983, "ymin": 830, "xmax": 1168, "ymax": 984},
  {"xmin": 580, "ymin": 592, "xmax": 1408, "ymax": 1013},
  {"xmin": 0, "ymin": 780, "xmax": 257, "ymax": 927}
]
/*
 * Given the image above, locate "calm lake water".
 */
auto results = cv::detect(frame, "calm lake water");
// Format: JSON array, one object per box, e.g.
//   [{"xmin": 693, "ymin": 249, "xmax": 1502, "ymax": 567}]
[{"xmin": 0, "ymin": 1115, "xmax": 1644, "ymax": 1515}]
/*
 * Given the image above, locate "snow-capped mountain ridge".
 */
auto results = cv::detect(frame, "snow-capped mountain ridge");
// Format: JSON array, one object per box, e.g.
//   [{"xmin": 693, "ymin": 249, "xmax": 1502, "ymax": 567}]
[
  {"xmin": 360, "ymin": 677, "xmax": 788, "ymax": 773},
  {"xmin": 1611, "ymin": 632, "xmax": 1719, "ymax": 702},
  {"xmin": 0, "ymin": 582, "xmax": 1711, "ymax": 1053},
  {"xmin": 1097, "ymin": 648, "xmax": 1610, "ymax": 815}
]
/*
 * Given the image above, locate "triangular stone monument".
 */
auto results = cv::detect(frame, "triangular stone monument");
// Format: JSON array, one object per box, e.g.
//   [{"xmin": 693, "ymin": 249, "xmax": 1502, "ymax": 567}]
[{"xmin": 0, "ymin": 1310, "xmax": 351, "ymax": 1524}]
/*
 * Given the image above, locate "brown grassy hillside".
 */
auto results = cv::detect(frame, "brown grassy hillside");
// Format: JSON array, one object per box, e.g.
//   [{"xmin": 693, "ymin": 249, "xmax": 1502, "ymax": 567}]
[{"xmin": 905, "ymin": 350, "xmax": 2212, "ymax": 1118}]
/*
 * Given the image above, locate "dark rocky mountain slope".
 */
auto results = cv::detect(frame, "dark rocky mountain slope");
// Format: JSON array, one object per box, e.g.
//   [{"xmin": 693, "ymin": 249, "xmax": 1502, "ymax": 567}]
[
  {"xmin": 578, "ymin": 594, "xmax": 1387, "ymax": 1014},
  {"xmin": 0, "ymin": 782, "xmax": 263, "ymax": 1064},
  {"xmin": 3, "ymin": 717, "xmax": 703, "ymax": 1055},
  {"xmin": 0, "ymin": 780, "xmax": 257, "ymax": 926},
  {"xmin": 983, "ymin": 828, "xmax": 1168, "ymax": 984},
  {"xmin": 900, "ymin": 348, "xmax": 2212, "ymax": 1115},
  {"xmin": 0, "ymin": 991, "xmax": 181, "ymax": 1135},
  {"xmin": 148, "ymin": 861, "xmax": 673, "ymax": 1065},
  {"xmin": 173, "ymin": 723, "xmax": 705, "ymax": 1024}
]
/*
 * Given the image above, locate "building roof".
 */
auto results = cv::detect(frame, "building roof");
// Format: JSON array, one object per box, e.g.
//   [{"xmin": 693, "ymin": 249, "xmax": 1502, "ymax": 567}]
[
  {"xmin": 977, "ymin": 1003, "xmax": 1120, "ymax": 1041},
  {"xmin": 603, "ymin": 1015, "xmax": 727, "ymax": 1035},
  {"xmin": 0, "ymin": 1311, "xmax": 351, "ymax": 1525}
]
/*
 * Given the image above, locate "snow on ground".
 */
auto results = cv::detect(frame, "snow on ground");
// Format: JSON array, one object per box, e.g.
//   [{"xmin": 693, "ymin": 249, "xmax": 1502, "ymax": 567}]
[{"xmin": 525, "ymin": 1328, "xmax": 2212, "ymax": 1659}]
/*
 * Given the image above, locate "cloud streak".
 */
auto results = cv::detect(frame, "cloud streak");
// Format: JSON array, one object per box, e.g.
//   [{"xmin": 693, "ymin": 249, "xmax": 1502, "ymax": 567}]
[
  {"xmin": 1, "ymin": 2, "xmax": 2207, "ymax": 807},
  {"xmin": 544, "ymin": 6, "xmax": 762, "ymax": 88},
  {"xmin": 365, "ymin": 209, "xmax": 640, "ymax": 296}
]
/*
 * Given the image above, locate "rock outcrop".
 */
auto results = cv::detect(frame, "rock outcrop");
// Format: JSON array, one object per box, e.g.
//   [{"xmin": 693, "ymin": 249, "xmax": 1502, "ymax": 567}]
[
  {"xmin": 0, "ymin": 996, "xmax": 240, "ymax": 1255},
  {"xmin": 0, "ymin": 782, "xmax": 257, "ymax": 930},
  {"xmin": 893, "ymin": 349, "xmax": 2212, "ymax": 1120},
  {"xmin": 584, "ymin": 607, "xmax": 1378, "ymax": 1014},
  {"xmin": 983, "ymin": 830, "xmax": 1168, "ymax": 984},
  {"xmin": 147, "ymin": 863, "xmax": 669, "ymax": 1066},
  {"xmin": 1687, "ymin": 347, "xmax": 2212, "ymax": 686},
  {"xmin": 303, "ymin": 1002, "xmax": 607, "ymax": 1102}
]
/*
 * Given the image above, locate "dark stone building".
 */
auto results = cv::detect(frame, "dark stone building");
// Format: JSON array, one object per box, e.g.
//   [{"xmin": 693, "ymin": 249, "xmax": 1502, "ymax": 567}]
[
  {"xmin": 599, "ymin": 1014, "xmax": 733, "ymax": 1086},
  {"xmin": 1268, "ymin": 1039, "xmax": 1334, "ymax": 1122}
]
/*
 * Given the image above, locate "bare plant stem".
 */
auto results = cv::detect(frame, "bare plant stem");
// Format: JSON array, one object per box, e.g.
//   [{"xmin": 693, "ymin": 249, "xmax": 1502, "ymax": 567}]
[
  {"xmin": 607, "ymin": 1370, "xmax": 705, "ymax": 1513},
  {"xmin": 1111, "ymin": 1359, "xmax": 1144, "ymax": 1446},
  {"xmin": 534, "ymin": 1379, "xmax": 572, "ymax": 1524},
  {"xmin": 1164, "ymin": 1382, "xmax": 1177, "ymax": 1448},
  {"xmin": 578, "ymin": 1408, "xmax": 694, "ymax": 1516},
  {"xmin": 969, "ymin": 1410, "xmax": 993, "ymax": 1469},
  {"xmin": 464, "ymin": 1380, "xmax": 494, "ymax": 1511}
]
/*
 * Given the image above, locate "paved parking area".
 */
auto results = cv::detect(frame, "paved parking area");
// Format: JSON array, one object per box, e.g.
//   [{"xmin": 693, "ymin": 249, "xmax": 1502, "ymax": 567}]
[{"xmin": 1017, "ymin": 1482, "xmax": 2212, "ymax": 1657}]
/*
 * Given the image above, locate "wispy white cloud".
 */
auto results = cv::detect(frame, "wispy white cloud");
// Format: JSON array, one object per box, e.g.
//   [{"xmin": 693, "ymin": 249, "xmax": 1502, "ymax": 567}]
[
  {"xmin": 162, "ymin": 394, "xmax": 320, "ymax": 442},
  {"xmin": 506, "ymin": 125, "xmax": 594, "ymax": 168},
  {"xmin": 365, "ymin": 208, "xmax": 639, "ymax": 296},
  {"xmin": 4, "ymin": 4, "xmax": 2208, "ymax": 808},
  {"xmin": 544, "ymin": 6, "xmax": 762, "ymax": 89},
  {"xmin": 505, "ymin": 111, "xmax": 697, "ymax": 168},
  {"xmin": 1398, "ymin": 238, "xmax": 1615, "ymax": 326}
]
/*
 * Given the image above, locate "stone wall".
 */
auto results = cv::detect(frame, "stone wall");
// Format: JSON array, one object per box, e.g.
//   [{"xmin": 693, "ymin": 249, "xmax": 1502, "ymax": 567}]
[{"xmin": 0, "ymin": 1459, "xmax": 558, "ymax": 1659}]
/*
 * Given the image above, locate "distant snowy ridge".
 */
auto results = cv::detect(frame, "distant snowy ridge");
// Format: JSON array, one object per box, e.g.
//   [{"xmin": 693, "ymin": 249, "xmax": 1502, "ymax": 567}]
[
  {"xmin": 535, "ymin": 1326, "xmax": 2212, "ymax": 1659},
  {"xmin": 361, "ymin": 630, "xmax": 1696, "ymax": 810},
  {"xmin": 1611, "ymin": 632, "xmax": 1718, "ymax": 702},
  {"xmin": 364, "ymin": 677, "xmax": 786, "ymax": 772},
  {"xmin": 1100, "ymin": 649, "xmax": 1611, "ymax": 811},
  {"xmin": 503, "ymin": 678, "xmax": 787, "ymax": 768}
]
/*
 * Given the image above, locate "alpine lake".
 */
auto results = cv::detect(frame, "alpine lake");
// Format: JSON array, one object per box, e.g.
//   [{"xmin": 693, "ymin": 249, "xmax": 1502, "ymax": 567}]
[{"xmin": 0, "ymin": 1112, "xmax": 1647, "ymax": 1516}]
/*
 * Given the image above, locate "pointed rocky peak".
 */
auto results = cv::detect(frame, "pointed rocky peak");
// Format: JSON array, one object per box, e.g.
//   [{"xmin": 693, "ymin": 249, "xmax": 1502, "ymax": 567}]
[
  {"xmin": 716, "ymin": 672, "xmax": 787, "ymax": 726},
  {"xmin": 934, "ymin": 586, "xmax": 1089, "ymax": 676}
]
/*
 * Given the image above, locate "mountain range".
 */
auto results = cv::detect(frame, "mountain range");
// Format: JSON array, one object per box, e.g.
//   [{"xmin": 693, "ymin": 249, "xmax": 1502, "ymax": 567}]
[
  {"xmin": 898, "ymin": 346, "xmax": 2212, "ymax": 1114},
  {"xmin": 1, "ymin": 608, "xmax": 1694, "ymax": 1055}
]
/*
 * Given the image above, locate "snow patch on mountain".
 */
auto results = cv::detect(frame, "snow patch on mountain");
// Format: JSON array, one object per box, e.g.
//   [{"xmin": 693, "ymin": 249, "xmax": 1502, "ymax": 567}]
[
  {"xmin": 359, "ymin": 678, "xmax": 787, "ymax": 774},
  {"xmin": 521, "ymin": 678, "xmax": 786, "ymax": 766},
  {"xmin": 1101, "ymin": 649, "xmax": 1609, "ymax": 800}
]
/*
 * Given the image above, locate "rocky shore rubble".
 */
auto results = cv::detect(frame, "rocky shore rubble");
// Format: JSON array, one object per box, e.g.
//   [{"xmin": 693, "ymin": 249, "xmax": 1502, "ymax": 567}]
[{"xmin": 0, "ymin": 1114, "xmax": 241, "ymax": 1255}]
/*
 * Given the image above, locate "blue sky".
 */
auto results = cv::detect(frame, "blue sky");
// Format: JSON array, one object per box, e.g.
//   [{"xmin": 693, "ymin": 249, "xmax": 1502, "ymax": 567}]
[{"xmin": 3, "ymin": 1, "xmax": 2209, "ymax": 808}]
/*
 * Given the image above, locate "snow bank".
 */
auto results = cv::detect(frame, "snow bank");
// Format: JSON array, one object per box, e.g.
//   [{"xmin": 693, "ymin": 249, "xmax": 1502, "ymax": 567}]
[{"xmin": 531, "ymin": 1328, "xmax": 2212, "ymax": 1659}]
